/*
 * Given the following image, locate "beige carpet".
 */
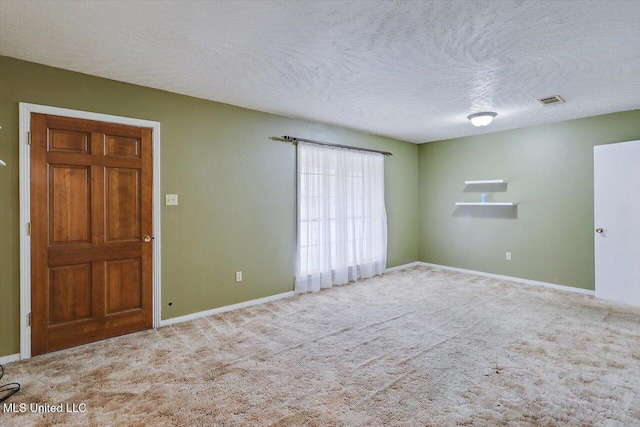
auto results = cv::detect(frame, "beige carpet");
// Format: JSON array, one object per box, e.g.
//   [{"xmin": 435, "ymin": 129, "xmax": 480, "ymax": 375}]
[{"xmin": 2, "ymin": 266, "xmax": 639, "ymax": 426}]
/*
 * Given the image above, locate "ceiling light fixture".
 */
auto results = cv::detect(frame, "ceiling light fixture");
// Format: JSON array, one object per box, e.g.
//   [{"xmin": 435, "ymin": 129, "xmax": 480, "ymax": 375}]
[{"xmin": 467, "ymin": 112, "xmax": 497, "ymax": 127}]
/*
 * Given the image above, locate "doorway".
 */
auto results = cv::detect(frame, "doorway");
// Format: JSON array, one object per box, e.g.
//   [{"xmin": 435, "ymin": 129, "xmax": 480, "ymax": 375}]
[{"xmin": 19, "ymin": 103, "xmax": 161, "ymax": 358}]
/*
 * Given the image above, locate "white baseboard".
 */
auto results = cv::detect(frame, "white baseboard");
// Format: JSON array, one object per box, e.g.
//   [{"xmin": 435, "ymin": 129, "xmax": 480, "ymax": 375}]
[
  {"xmin": 0, "ymin": 353, "xmax": 20, "ymax": 365},
  {"xmin": 159, "ymin": 291, "xmax": 295, "ymax": 327},
  {"xmin": 419, "ymin": 262, "xmax": 595, "ymax": 296},
  {"xmin": 384, "ymin": 261, "xmax": 421, "ymax": 273}
]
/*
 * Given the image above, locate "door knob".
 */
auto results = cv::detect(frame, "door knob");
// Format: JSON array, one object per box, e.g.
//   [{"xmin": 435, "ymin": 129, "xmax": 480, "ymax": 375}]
[
  {"xmin": 142, "ymin": 235, "xmax": 152, "ymax": 242},
  {"xmin": 595, "ymin": 228, "xmax": 603, "ymax": 233}
]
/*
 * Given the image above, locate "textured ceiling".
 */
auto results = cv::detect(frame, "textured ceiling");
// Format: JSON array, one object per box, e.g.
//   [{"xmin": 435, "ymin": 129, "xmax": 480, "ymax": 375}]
[{"xmin": 1, "ymin": 0, "xmax": 639, "ymax": 143}]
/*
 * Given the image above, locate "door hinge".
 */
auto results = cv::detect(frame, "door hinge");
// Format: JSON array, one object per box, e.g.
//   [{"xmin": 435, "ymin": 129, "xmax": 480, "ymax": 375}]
[
  {"xmin": 27, "ymin": 131, "xmax": 32, "ymax": 145},
  {"xmin": 27, "ymin": 222, "xmax": 31, "ymax": 236},
  {"xmin": 28, "ymin": 313, "xmax": 31, "ymax": 327}
]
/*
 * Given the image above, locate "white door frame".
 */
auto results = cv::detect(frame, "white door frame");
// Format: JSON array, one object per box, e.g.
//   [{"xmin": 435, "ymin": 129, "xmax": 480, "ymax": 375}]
[{"xmin": 18, "ymin": 102, "xmax": 162, "ymax": 360}]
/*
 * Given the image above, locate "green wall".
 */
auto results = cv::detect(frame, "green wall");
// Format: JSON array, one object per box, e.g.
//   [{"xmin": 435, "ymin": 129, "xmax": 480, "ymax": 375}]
[
  {"xmin": 418, "ymin": 110, "xmax": 640, "ymax": 290},
  {"xmin": 2, "ymin": 54, "xmax": 638, "ymax": 359},
  {"xmin": 0, "ymin": 56, "xmax": 419, "ymax": 357}
]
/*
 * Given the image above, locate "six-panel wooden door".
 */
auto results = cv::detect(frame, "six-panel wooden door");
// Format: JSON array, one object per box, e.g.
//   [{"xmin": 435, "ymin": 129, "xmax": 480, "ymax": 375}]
[{"xmin": 30, "ymin": 113, "xmax": 153, "ymax": 356}]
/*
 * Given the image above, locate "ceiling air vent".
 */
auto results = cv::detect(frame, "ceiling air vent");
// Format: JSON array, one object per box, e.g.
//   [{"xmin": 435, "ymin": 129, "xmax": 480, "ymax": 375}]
[{"xmin": 537, "ymin": 95, "xmax": 565, "ymax": 106}]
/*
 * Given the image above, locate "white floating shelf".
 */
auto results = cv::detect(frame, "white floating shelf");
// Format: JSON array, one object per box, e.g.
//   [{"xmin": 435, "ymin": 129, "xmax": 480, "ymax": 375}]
[
  {"xmin": 464, "ymin": 179, "xmax": 505, "ymax": 185},
  {"xmin": 455, "ymin": 202, "xmax": 517, "ymax": 206}
]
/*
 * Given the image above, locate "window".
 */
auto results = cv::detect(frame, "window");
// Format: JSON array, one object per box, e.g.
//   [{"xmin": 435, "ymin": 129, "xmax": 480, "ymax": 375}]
[{"xmin": 295, "ymin": 143, "xmax": 387, "ymax": 293}]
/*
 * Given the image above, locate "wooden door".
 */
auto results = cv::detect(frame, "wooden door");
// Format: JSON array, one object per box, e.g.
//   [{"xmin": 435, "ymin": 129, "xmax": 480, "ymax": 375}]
[
  {"xmin": 594, "ymin": 140, "xmax": 640, "ymax": 307},
  {"xmin": 31, "ymin": 113, "xmax": 153, "ymax": 356}
]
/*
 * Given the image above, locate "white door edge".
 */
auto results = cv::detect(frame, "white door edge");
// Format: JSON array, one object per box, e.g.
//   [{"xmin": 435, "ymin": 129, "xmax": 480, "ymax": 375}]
[{"xmin": 593, "ymin": 139, "xmax": 640, "ymax": 306}]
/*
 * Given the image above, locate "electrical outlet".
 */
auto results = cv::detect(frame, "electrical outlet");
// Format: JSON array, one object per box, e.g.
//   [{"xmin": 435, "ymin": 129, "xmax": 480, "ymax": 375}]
[
  {"xmin": 165, "ymin": 194, "xmax": 178, "ymax": 206},
  {"xmin": 506, "ymin": 252, "xmax": 512, "ymax": 261},
  {"xmin": 235, "ymin": 271, "xmax": 242, "ymax": 282}
]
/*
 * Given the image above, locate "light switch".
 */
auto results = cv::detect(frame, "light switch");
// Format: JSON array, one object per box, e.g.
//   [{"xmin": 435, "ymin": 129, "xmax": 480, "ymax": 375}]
[{"xmin": 165, "ymin": 194, "xmax": 179, "ymax": 206}]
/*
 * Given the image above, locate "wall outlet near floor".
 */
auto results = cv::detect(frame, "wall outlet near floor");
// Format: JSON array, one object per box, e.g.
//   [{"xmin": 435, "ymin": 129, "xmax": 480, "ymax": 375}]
[
  {"xmin": 235, "ymin": 271, "xmax": 243, "ymax": 282},
  {"xmin": 506, "ymin": 252, "xmax": 512, "ymax": 261}
]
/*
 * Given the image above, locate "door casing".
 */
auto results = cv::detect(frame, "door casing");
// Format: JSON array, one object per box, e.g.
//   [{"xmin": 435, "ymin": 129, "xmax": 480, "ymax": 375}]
[{"xmin": 19, "ymin": 102, "xmax": 162, "ymax": 359}]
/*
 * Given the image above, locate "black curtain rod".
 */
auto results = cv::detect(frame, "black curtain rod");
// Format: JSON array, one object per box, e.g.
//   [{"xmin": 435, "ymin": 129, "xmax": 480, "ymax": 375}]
[{"xmin": 269, "ymin": 135, "xmax": 393, "ymax": 156}]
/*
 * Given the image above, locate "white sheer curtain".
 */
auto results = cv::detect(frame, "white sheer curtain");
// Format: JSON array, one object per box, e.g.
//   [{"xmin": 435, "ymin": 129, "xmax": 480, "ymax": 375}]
[{"xmin": 295, "ymin": 142, "xmax": 387, "ymax": 294}]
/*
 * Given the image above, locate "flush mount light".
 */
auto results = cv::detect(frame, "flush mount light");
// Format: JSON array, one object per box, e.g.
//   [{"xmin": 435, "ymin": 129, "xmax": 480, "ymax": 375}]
[{"xmin": 467, "ymin": 112, "xmax": 497, "ymax": 127}]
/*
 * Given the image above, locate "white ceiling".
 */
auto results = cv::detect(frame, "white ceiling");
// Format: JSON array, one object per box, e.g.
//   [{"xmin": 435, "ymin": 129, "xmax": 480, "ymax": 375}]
[{"xmin": 1, "ymin": 0, "xmax": 639, "ymax": 143}]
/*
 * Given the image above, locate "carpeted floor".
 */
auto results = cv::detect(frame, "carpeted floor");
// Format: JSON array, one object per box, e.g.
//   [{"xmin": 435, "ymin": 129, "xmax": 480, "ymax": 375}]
[{"xmin": 2, "ymin": 266, "xmax": 639, "ymax": 426}]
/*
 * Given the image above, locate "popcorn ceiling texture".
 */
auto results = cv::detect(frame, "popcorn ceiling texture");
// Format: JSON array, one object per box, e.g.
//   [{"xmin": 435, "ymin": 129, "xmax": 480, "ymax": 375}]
[
  {"xmin": 0, "ymin": 0, "xmax": 638, "ymax": 143},
  {"xmin": 2, "ymin": 267, "xmax": 639, "ymax": 425}
]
